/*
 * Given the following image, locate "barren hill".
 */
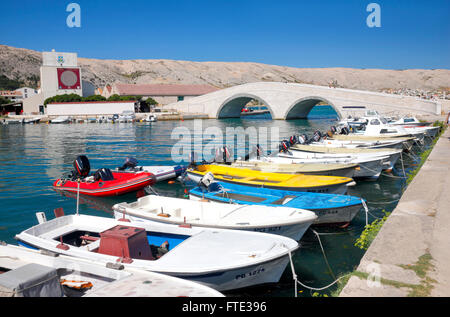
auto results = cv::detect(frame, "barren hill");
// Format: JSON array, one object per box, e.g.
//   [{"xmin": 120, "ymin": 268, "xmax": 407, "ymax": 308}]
[{"xmin": 1, "ymin": 44, "xmax": 449, "ymax": 93}]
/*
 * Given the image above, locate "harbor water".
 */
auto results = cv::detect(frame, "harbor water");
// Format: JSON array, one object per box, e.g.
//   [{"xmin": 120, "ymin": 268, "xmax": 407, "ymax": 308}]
[{"xmin": 0, "ymin": 106, "xmax": 424, "ymax": 297}]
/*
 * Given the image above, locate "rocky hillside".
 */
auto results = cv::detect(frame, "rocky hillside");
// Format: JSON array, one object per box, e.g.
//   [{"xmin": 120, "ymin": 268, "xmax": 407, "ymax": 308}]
[{"xmin": 1, "ymin": 44, "xmax": 449, "ymax": 93}]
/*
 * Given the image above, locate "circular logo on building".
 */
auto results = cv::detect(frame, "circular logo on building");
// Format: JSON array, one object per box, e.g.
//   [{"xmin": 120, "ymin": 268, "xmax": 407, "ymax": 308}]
[{"xmin": 60, "ymin": 70, "xmax": 78, "ymax": 87}]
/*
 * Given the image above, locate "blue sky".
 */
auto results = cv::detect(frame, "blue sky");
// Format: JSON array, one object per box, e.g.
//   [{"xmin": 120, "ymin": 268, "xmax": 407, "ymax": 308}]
[{"xmin": 0, "ymin": 0, "xmax": 449, "ymax": 69}]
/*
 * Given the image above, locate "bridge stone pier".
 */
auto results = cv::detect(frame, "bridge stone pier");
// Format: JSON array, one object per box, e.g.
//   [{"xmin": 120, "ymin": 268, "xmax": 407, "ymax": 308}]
[{"xmin": 164, "ymin": 82, "xmax": 441, "ymax": 120}]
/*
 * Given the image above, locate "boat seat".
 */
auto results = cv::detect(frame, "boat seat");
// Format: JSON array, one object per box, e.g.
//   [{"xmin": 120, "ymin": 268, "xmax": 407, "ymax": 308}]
[
  {"xmin": 137, "ymin": 207, "xmax": 159, "ymax": 214},
  {"xmin": 79, "ymin": 239, "xmax": 101, "ymax": 252},
  {"xmin": 172, "ymin": 208, "xmax": 181, "ymax": 218}
]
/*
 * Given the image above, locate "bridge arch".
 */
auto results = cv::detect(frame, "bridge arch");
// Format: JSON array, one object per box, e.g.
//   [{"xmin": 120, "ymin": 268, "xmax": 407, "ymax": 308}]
[
  {"xmin": 284, "ymin": 96, "xmax": 342, "ymax": 120},
  {"xmin": 216, "ymin": 93, "xmax": 274, "ymax": 119}
]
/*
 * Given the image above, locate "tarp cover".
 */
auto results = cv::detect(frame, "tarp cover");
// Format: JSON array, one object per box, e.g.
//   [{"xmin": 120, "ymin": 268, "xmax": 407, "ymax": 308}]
[{"xmin": 0, "ymin": 263, "xmax": 63, "ymax": 297}]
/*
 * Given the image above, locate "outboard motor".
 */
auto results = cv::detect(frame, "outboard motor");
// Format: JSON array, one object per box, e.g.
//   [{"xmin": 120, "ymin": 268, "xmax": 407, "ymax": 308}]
[
  {"xmin": 73, "ymin": 155, "xmax": 90, "ymax": 178},
  {"xmin": 297, "ymin": 134, "xmax": 308, "ymax": 145},
  {"xmin": 312, "ymin": 131, "xmax": 322, "ymax": 142},
  {"xmin": 188, "ymin": 151, "xmax": 198, "ymax": 167},
  {"xmin": 199, "ymin": 172, "xmax": 215, "ymax": 190},
  {"xmin": 289, "ymin": 135, "xmax": 298, "ymax": 146},
  {"xmin": 341, "ymin": 126, "xmax": 350, "ymax": 135},
  {"xmin": 215, "ymin": 146, "xmax": 233, "ymax": 164},
  {"xmin": 94, "ymin": 168, "xmax": 115, "ymax": 182},
  {"xmin": 255, "ymin": 144, "xmax": 263, "ymax": 159},
  {"xmin": 279, "ymin": 140, "xmax": 291, "ymax": 153},
  {"xmin": 118, "ymin": 157, "xmax": 139, "ymax": 171}
]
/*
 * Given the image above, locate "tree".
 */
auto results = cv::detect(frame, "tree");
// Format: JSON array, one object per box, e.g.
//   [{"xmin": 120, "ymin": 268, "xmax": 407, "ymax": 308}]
[{"xmin": 83, "ymin": 95, "xmax": 106, "ymax": 102}]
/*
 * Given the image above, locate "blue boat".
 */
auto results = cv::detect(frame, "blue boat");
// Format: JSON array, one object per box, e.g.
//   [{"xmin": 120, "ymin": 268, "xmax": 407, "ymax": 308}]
[{"xmin": 189, "ymin": 181, "xmax": 364, "ymax": 226}]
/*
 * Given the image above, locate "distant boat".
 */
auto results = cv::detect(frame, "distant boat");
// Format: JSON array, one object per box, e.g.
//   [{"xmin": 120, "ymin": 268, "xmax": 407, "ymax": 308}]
[
  {"xmin": 240, "ymin": 106, "xmax": 271, "ymax": 119},
  {"xmin": 144, "ymin": 114, "xmax": 158, "ymax": 122},
  {"xmin": 51, "ymin": 116, "xmax": 71, "ymax": 124},
  {"xmin": 24, "ymin": 117, "xmax": 41, "ymax": 124}
]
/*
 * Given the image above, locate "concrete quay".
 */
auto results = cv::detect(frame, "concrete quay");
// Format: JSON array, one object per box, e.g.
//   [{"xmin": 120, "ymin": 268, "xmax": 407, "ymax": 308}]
[{"xmin": 340, "ymin": 127, "xmax": 450, "ymax": 297}]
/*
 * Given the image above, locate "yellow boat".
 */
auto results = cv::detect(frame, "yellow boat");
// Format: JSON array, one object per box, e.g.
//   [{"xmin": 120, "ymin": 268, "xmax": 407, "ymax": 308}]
[{"xmin": 187, "ymin": 165, "xmax": 354, "ymax": 195}]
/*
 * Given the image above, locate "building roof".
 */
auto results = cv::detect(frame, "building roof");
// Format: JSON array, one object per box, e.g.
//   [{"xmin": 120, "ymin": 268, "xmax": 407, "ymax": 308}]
[
  {"xmin": 114, "ymin": 83, "xmax": 219, "ymax": 97},
  {"xmin": 48, "ymin": 100, "xmax": 136, "ymax": 105},
  {"xmin": 0, "ymin": 91, "xmax": 22, "ymax": 97}
]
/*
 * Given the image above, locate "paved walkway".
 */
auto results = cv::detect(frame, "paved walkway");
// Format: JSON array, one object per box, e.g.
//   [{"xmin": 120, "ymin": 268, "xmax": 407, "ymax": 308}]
[{"xmin": 340, "ymin": 127, "xmax": 450, "ymax": 297}]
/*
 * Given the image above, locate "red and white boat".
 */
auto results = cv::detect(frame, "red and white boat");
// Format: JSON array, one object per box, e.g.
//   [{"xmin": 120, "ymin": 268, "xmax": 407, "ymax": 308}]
[{"xmin": 53, "ymin": 156, "xmax": 156, "ymax": 197}]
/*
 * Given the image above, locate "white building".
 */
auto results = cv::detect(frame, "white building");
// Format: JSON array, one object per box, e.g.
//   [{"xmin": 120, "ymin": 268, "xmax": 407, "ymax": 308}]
[
  {"xmin": 23, "ymin": 50, "xmax": 84, "ymax": 114},
  {"xmin": 47, "ymin": 100, "xmax": 136, "ymax": 116},
  {"xmin": 15, "ymin": 87, "xmax": 38, "ymax": 100}
]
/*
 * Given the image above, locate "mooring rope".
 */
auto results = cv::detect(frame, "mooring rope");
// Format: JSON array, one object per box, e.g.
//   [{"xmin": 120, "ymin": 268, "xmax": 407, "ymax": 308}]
[{"xmin": 284, "ymin": 244, "xmax": 352, "ymax": 297}]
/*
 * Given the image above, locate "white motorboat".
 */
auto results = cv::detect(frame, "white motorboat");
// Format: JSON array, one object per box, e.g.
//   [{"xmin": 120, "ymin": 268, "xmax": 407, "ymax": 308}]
[
  {"xmin": 269, "ymin": 154, "xmax": 388, "ymax": 180},
  {"xmin": 310, "ymin": 137, "xmax": 405, "ymax": 150},
  {"xmin": 15, "ymin": 212, "xmax": 299, "ymax": 291},
  {"xmin": 116, "ymin": 157, "xmax": 186, "ymax": 183},
  {"xmin": 23, "ymin": 117, "xmax": 41, "ymax": 124},
  {"xmin": 112, "ymin": 195, "xmax": 317, "ymax": 241},
  {"xmin": 51, "ymin": 116, "xmax": 72, "ymax": 124},
  {"xmin": 0, "ymin": 243, "xmax": 223, "ymax": 297},
  {"xmin": 390, "ymin": 116, "xmax": 432, "ymax": 127},
  {"xmin": 289, "ymin": 144, "xmax": 403, "ymax": 171},
  {"xmin": 145, "ymin": 114, "xmax": 158, "ymax": 122},
  {"xmin": 118, "ymin": 110, "xmax": 135, "ymax": 123}
]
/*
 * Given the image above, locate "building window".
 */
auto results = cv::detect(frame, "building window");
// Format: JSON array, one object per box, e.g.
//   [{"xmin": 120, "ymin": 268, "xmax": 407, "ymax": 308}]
[{"xmin": 177, "ymin": 96, "xmax": 184, "ymax": 102}]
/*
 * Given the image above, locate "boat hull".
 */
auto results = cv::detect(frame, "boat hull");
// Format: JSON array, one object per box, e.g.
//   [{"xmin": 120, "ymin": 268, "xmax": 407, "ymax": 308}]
[
  {"xmin": 53, "ymin": 172, "xmax": 155, "ymax": 197},
  {"xmin": 186, "ymin": 171, "xmax": 349, "ymax": 194},
  {"xmin": 114, "ymin": 210, "xmax": 312, "ymax": 241}
]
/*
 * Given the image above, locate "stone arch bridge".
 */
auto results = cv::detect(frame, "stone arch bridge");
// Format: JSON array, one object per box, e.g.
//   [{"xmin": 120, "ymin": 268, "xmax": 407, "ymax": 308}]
[{"xmin": 164, "ymin": 82, "xmax": 441, "ymax": 120}]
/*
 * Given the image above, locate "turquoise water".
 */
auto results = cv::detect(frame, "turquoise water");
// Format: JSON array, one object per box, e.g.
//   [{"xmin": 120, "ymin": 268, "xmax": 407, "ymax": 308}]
[{"xmin": 0, "ymin": 106, "xmax": 427, "ymax": 296}]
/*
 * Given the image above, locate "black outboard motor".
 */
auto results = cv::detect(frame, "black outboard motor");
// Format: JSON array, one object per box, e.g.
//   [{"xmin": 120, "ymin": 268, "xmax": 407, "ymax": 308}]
[
  {"xmin": 340, "ymin": 126, "xmax": 350, "ymax": 135},
  {"xmin": 215, "ymin": 146, "xmax": 233, "ymax": 164},
  {"xmin": 94, "ymin": 168, "xmax": 115, "ymax": 182},
  {"xmin": 73, "ymin": 155, "xmax": 90, "ymax": 178},
  {"xmin": 312, "ymin": 130, "xmax": 322, "ymax": 142},
  {"xmin": 118, "ymin": 157, "xmax": 139, "ymax": 171},
  {"xmin": 279, "ymin": 140, "xmax": 291, "ymax": 153},
  {"xmin": 289, "ymin": 135, "xmax": 298, "ymax": 146},
  {"xmin": 297, "ymin": 134, "xmax": 308, "ymax": 145}
]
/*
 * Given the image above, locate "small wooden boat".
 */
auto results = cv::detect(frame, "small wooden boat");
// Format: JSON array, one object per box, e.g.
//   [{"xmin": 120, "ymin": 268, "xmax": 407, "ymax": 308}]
[
  {"xmin": 271, "ymin": 154, "xmax": 388, "ymax": 180},
  {"xmin": 53, "ymin": 155, "xmax": 156, "ymax": 197},
  {"xmin": 231, "ymin": 160, "xmax": 357, "ymax": 178},
  {"xmin": 189, "ymin": 181, "xmax": 363, "ymax": 226},
  {"xmin": 15, "ymin": 212, "xmax": 299, "ymax": 291},
  {"xmin": 0, "ymin": 243, "xmax": 223, "ymax": 297},
  {"xmin": 289, "ymin": 144, "xmax": 403, "ymax": 171},
  {"xmin": 186, "ymin": 164, "xmax": 354, "ymax": 194},
  {"xmin": 113, "ymin": 195, "xmax": 317, "ymax": 240}
]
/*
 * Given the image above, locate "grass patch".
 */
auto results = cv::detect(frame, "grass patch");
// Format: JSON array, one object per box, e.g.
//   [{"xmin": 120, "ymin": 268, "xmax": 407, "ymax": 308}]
[{"xmin": 354, "ymin": 210, "xmax": 391, "ymax": 251}]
